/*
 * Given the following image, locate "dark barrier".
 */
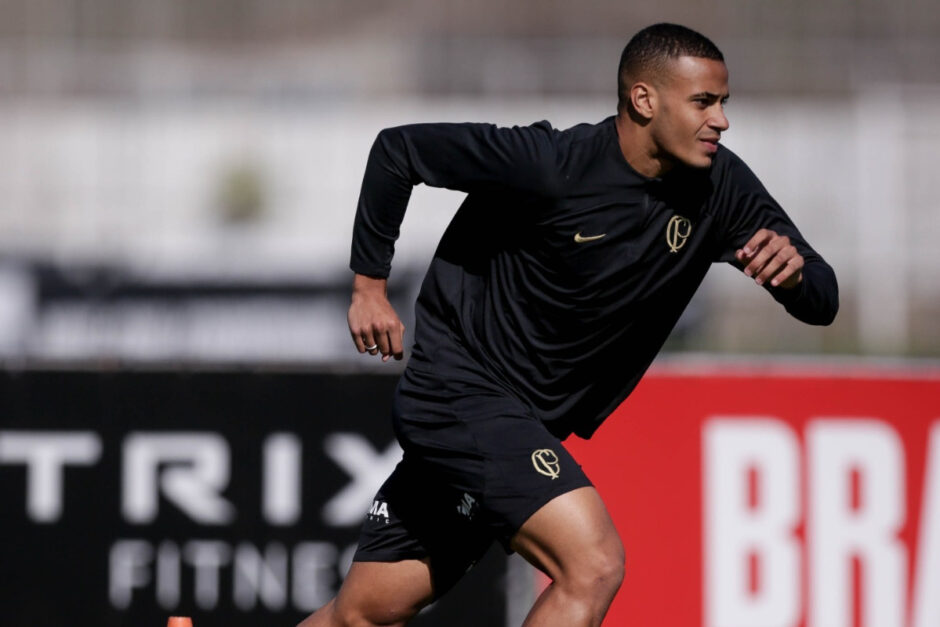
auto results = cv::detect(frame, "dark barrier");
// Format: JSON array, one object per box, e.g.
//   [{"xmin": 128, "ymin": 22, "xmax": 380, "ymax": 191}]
[{"xmin": 0, "ymin": 370, "xmax": 506, "ymax": 627}]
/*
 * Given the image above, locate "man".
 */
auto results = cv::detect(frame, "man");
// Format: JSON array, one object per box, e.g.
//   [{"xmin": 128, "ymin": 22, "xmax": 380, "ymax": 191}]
[{"xmin": 300, "ymin": 23, "xmax": 837, "ymax": 627}]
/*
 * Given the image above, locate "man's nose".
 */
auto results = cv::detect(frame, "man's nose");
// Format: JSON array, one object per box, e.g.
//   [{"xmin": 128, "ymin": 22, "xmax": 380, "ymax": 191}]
[{"xmin": 711, "ymin": 107, "xmax": 730, "ymax": 132}]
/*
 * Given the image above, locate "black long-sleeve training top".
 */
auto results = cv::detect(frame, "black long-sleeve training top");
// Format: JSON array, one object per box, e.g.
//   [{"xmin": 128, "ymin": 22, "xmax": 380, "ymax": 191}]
[{"xmin": 351, "ymin": 116, "xmax": 838, "ymax": 439}]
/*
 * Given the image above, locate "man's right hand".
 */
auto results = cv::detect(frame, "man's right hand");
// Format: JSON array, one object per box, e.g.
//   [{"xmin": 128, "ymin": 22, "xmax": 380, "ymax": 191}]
[{"xmin": 347, "ymin": 274, "xmax": 406, "ymax": 362}]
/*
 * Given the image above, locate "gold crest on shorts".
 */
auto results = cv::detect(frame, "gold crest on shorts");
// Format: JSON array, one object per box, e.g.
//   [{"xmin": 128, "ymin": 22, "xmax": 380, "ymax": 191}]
[{"xmin": 531, "ymin": 448, "xmax": 561, "ymax": 479}]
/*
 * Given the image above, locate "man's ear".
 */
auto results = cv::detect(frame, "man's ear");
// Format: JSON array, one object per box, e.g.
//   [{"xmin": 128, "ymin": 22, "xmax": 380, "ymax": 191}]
[{"xmin": 630, "ymin": 82, "xmax": 655, "ymax": 121}]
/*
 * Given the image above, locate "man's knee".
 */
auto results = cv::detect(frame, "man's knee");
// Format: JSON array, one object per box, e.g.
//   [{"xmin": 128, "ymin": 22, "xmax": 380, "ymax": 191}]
[
  {"xmin": 333, "ymin": 604, "xmax": 416, "ymax": 627},
  {"xmin": 308, "ymin": 600, "xmax": 420, "ymax": 627},
  {"xmin": 566, "ymin": 538, "xmax": 625, "ymax": 598},
  {"xmin": 598, "ymin": 541, "xmax": 626, "ymax": 593},
  {"xmin": 512, "ymin": 486, "xmax": 625, "ymax": 596},
  {"xmin": 297, "ymin": 559, "xmax": 433, "ymax": 627}
]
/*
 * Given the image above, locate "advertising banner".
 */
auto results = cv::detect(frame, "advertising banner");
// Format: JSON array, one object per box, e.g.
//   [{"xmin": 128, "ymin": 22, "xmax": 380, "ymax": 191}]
[
  {"xmin": 0, "ymin": 371, "xmax": 506, "ymax": 627},
  {"xmin": 4, "ymin": 367, "xmax": 938, "ymax": 626},
  {"xmin": 566, "ymin": 368, "xmax": 940, "ymax": 627}
]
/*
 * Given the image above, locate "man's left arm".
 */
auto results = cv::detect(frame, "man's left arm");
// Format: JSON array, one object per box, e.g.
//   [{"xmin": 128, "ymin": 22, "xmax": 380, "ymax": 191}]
[
  {"xmin": 716, "ymin": 151, "xmax": 839, "ymax": 326},
  {"xmin": 733, "ymin": 227, "xmax": 838, "ymax": 325}
]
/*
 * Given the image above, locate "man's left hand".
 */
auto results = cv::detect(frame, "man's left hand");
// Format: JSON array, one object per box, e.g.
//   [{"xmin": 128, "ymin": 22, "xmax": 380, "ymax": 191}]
[{"xmin": 735, "ymin": 228, "xmax": 804, "ymax": 289}]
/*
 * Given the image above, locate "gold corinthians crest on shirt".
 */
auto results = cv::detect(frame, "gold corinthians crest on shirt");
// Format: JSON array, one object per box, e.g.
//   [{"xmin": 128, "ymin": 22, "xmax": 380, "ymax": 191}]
[
  {"xmin": 666, "ymin": 215, "xmax": 692, "ymax": 253},
  {"xmin": 531, "ymin": 448, "xmax": 561, "ymax": 479}
]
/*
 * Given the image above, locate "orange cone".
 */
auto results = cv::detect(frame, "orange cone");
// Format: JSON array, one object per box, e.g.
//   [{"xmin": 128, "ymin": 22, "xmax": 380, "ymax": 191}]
[{"xmin": 167, "ymin": 618, "xmax": 193, "ymax": 627}]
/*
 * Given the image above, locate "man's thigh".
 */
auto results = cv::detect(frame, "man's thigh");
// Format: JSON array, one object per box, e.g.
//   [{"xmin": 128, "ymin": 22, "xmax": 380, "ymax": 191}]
[
  {"xmin": 394, "ymin": 381, "xmax": 595, "ymax": 553},
  {"xmin": 356, "ymin": 380, "xmax": 596, "ymax": 596},
  {"xmin": 353, "ymin": 456, "xmax": 494, "ymax": 598},
  {"xmin": 460, "ymin": 412, "xmax": 594, "ymax": 550},
  {"xmin": 509, "ymin": 486, "xmax": 623, "ymax": 582},
  {"xmin": 336, "ymin": 560, "xmax": 435, "ymax": 624},
  {"xmin": 297, "ymin": 559, "xmax": 434, "ymax": 627}
]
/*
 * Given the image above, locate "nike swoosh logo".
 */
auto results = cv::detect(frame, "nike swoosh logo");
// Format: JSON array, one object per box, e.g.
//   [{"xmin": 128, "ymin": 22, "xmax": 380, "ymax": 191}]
[{"xmin": 574, "ymin": 232, "xmax": 606, "ymax": 243}]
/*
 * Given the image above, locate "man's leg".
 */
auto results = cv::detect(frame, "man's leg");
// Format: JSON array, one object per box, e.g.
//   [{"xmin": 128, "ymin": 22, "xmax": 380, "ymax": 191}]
[
  {"xmin": 511, "ymin": 486, "xmax": 625, "ymax": 627},
  {"xmin": 296, "ymin": 559, "xmax": 434, "ymax": 627},
  {"xmin": 296, "ymin": 448, "xmax": 491, "ymax": 627}
]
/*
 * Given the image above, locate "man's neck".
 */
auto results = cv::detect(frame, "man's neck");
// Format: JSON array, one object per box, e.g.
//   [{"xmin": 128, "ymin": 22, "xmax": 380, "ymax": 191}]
[{"xmin": 614, "ymin": 113, "xmax": 672, "ymax": 179}]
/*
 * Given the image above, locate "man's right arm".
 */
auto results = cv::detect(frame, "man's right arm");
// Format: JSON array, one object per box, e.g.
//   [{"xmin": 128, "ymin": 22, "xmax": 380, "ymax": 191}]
[
  {"xmin": 348, "ymin": 274, "xmax": 404, "ymax": 362},
  {"xmin": 348, "ymin": 121, "xmax": 558, "ymax": 360},
  {"xmin": 350, "ymin": 121, "xmax": 558, "ymax": 278}
]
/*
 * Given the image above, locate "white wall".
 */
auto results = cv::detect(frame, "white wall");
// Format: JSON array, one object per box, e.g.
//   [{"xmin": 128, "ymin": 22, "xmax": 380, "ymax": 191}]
[{"xmin": 0, "ymin": 90, "xmax": 936, "ymax": 358}]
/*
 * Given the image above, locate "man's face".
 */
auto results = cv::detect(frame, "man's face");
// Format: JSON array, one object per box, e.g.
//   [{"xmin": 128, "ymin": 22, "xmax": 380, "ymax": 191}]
[{"xmin": 650, "ymin": 56, "xmax": 730, "ymax": 171}]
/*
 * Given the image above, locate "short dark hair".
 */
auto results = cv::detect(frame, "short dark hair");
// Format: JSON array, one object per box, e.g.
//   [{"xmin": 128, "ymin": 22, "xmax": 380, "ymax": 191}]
[{"xmin": 617, "ymin": 23, "xmax": 724, "ymax": 112}]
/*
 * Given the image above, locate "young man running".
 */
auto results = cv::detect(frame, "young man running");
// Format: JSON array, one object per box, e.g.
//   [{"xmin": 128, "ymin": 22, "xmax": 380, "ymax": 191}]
[{"xmin": 300, "ymin": 22, "xmax": 838, "ymax": 627}]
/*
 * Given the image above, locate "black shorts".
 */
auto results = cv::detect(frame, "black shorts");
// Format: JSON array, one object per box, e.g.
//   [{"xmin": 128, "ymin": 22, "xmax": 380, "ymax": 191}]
[{"xmin": 353, "ymin": 369, "xmax": 592, "ymax": 596}]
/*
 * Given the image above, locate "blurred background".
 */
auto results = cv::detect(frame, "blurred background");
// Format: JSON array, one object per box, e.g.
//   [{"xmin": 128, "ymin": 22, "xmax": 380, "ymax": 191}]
[{"xmin": 1, "ymin": 0, "xmax": 938, "ymax": 367}]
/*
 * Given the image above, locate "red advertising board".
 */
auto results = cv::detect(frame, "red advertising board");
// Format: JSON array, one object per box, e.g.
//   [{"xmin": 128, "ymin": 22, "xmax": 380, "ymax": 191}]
[{"xmin": 565, "ymin": 367, "xmax": 940, "ymax": 627}]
